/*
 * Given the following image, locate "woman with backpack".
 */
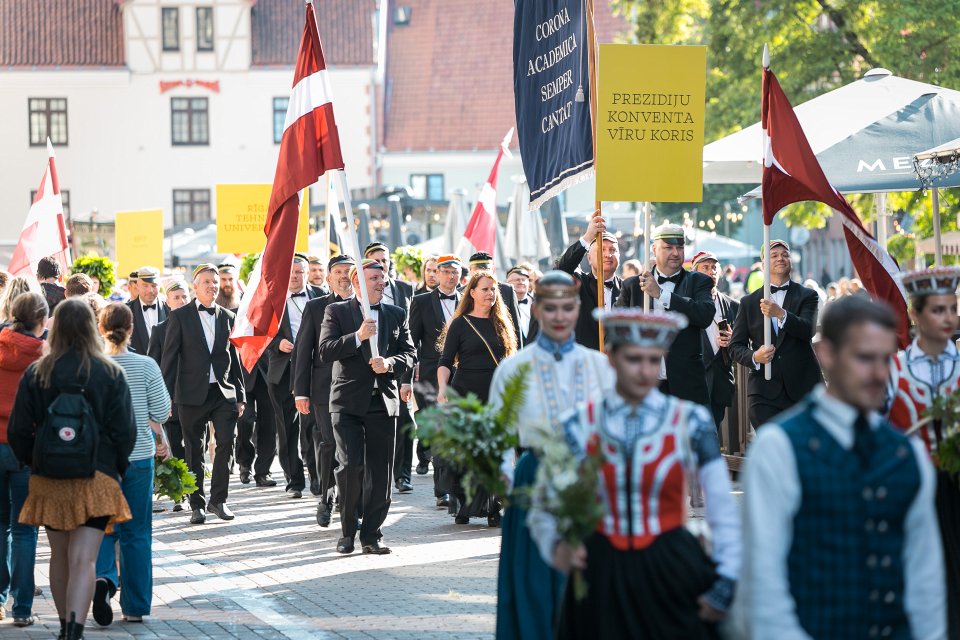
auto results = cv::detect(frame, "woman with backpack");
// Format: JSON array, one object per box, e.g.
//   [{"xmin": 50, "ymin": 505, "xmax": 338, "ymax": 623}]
[
  {"xmin": 91, "ymin": 303, "xmax": 170, "ymax": 627},
  {"xmin": 8, "ymin": 297, "xmax": 136, "ymax": 640},
  {"xmin": 0, "ymin": 292, "xmax": 48, "ymax": 626}
]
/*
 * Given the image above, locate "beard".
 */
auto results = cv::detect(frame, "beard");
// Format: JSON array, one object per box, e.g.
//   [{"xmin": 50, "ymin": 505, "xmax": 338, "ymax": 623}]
[{"xmin": 215, "ymin": 290, "xmax": 239, "ymax": 308}]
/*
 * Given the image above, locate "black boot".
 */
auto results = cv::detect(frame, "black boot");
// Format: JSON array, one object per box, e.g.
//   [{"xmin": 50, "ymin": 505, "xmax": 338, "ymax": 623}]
[
  {"xmin": 57, "ymin": 618, "xmax": 66, "ymax": 640},
  {"xmin": 66, "ymin": 613, "xmax": 84, "ymax": 640}
]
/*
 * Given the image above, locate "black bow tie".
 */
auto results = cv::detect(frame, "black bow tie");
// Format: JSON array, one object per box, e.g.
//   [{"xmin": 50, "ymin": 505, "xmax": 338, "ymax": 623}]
[
  {"xmin": 770, "ymin": 284, "xmax": 790, "ymax": 293},
  {"xmin": 142, "ymin": 304, "xmax": 156, "ymax": 310},
  {"xmin": 198, "ymin": 305, "xmax": 216, "ymax": 315},
  {"xmin": 657, "ymin": 272, "xmax": 682, "ymax": 285},
  {"xmin": 439, "ymin": 293, "xmax": 457, "ymax": 301},
  {"xmin": 603, "ymin": 280, "xmax": 615, "ymax": 289},
  {"xmin": 369, "ymin": 304, "xmax": 382, "ymax": 311},
  {"xmin": 290, "ymin": 292, "xmax": 306, "ymax": 298},
  {"xmin": 518, "ymin": 298, "xmax": 530, "ymax": 305}
]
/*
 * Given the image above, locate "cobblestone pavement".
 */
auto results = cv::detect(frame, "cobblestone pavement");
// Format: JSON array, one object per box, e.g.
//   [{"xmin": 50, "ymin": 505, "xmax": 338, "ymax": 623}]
[{"xmin": 11, "ymin": 466, "xmax": 503, "ymax": 640}]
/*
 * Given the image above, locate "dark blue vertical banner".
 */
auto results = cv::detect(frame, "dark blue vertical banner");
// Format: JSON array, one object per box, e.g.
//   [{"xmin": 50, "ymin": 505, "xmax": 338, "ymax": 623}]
[{"xmin": 514, "ymin": 0, "xmax": 595, "ymax": 210}]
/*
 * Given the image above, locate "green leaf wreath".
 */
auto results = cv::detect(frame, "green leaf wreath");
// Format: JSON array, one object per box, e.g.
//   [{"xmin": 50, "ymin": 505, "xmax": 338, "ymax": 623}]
[
  {"xmin": 70, "ymin": 254, "xmax": 116, "ymax": 296},
  {"xmin": 924, "ymin": 387, "xmax": 960, "ymax": 476},
  {"xmin": 154, "ymin": 457, "xmax": 198, "ymax": 504},
  {"xmin": 416, "ymin": 363, "xmax": 530, "ymax": 502},
  {"xmin": 391, "ymin": 246, "xmax": 424, "ymax": 283}
]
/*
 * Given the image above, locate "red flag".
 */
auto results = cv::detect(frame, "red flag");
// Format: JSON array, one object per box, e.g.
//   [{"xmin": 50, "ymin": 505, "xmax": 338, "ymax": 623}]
[
  {"xmin": 231, "ymin": 1, "xmax": 345, "ymax": 371},
  {"xmin": 761, "ymin": 66, "xmax": 910, "ymax": 347},
  {"xmin": 457, "ymin": 129, "xmax": 513, "ymax": 258},
  {"xmin": 9, "ymin": 139, "xmax": 71, "ymax": 278}
]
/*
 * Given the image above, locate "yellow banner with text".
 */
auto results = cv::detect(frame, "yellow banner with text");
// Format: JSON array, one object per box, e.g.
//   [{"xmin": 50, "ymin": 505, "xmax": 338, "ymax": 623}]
[
  {"xmin": 216, "ymin": 184, "xmax": 309, "ymax": 255},
  {"xmin": 115, "ymin": 209, "xmax": 164, "ymax": 276}
]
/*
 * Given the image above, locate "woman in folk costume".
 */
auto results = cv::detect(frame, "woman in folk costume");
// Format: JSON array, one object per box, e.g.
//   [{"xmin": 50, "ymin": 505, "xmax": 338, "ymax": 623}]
[
  {"xmin": 529, "ymin": 309, "xmax": 740, "ymax": 639},
  {"xmin": 490, "ymin": 271, "xmax": 614, "ymax": 640},
  {"xmin": 887, "ymin": 266, "xmax": 960, "ymax": 639}
]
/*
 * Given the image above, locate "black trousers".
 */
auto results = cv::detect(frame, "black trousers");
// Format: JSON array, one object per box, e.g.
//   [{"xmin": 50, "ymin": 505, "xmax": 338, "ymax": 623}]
[
  {"xmin": 748, "ymin": 387, "xmax": 792, "ymax": 429},
  {"xmin": 311, "ymin": 401, "xmax": 338, "ymax": 504},
  {"xmin": 163, "ymin": 414, "xmax": 185, "ymax": 462},
  {"xmin": 301, "ymin": 407, "xmax": 319, "ymax": 489},
  {"xmin": 413, "ymin": 384, "xmax": 445, "ymax": 497},
  {"xmin": 178, "ymin": 384, "xmax": 239, "ymax": 509},
  {"xmin": 268, "ymin": 381, "xmax": 306, "ymax": 491},
  {"xmin": 236, "ymin": 375, "xmax": 277, "ymax": 478},
  {"xmin": 709, "ymin": 402, "xmax": 727, "ymax": 432},
  {"xmin": 332, "ymin": 399, "xmax": 397, "ymax": 545},
  {"xmin": 393, "ymin": 405, "xmax": 415, "ymax": 484}
]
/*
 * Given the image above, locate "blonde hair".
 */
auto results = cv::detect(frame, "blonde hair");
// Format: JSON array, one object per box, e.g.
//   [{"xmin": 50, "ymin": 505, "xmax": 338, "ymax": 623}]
[{"xmin": 0, "ymin": 277, "xmax": 35, "ymax": 322}]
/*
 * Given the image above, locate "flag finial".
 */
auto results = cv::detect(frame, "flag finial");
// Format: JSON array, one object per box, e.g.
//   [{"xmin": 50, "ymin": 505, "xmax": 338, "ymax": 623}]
[{"xmin": 762, "ymin": 44, "xmax": 770, "ymax": 69}]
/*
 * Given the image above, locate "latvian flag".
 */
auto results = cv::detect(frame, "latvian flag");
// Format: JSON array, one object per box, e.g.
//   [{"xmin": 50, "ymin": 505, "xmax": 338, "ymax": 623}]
[
  {"xmin": 231, "ymin": 0, "xmax": 345, "ymax": 371},
  {"xmin": 8, "ymin": 139, "xmax": 71, "ymax": 278},
  {"xmin": 457, "ymin": 129, "xmax": 513, "ymax": 260}
]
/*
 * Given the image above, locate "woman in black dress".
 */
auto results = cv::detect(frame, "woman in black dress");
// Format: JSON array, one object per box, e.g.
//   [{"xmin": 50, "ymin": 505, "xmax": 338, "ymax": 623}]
[{"xmin": 437, "ymin": 270, "xmax": 517, "ymax": 526}]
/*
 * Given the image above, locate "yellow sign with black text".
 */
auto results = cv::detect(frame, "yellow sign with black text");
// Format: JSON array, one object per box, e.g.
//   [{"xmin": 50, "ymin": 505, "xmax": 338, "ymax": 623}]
[
  {"xmin": 596, "ymin": 44, "xmax": 706, "ymax": 202},
  {"xmin": 115, "ymin": 209, "xmax": 164, "ymax": 277},
  {"xmin": 216, "ymin": 184, "xmax": 309, "ymax": 255}
]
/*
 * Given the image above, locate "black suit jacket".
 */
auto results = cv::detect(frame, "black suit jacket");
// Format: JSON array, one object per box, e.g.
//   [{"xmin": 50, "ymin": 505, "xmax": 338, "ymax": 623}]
[
  {"xmin": 385, "ymin": 279, "xmax": 415, "ymax": 311},
  {"xmin": 293, "ymin": 292, "xmax": 349, "ymax": 404},
  {"xmin": 517, "ymin": 297, "xmax": 540, "ymax": 343},
  {"xmin": 617, "ymin": 268, "xmax": 715, "ymax": 406},
  {"xmin": 414, "ymin": 284, "xmax": 432, "ymax": 296},
  {"xmin": 317, "ymin": 298, "xmax": 416, "ymax": 417},
  {"xmin": 407, "ymin": 289, "xmax": 460, "ymax": 387},
  {"xmin": 265, "ymin": 289, "xmax": 319, "ymax": 387},
  {"xmin": 556, "ymin": 240, "xmax": 622, "ymax": 351},
  {"xmin": 701, "ymin": 293, "xmax": 740, "ymax": 408},
  {"xmin": 128, "ymin": 299, "xmax": 169, "ymax": 356},
  {"xmin": 160, "ymin": 302, "xmax": 245, "ymax": 406},
  {"xmin": 308, "ymin": 283, "xmax": 329, "ymax": 297},
  {"xmin": 729, "ymin": 281, "xmax": 823, "ymax": 401}
]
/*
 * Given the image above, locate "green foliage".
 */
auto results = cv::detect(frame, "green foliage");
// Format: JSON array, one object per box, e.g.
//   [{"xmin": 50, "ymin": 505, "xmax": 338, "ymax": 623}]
[
  {"xmin": 886, "ymin": 233, "xmax": 916, "ymax": 268},
  {"xmin": 416, "ymin": 364, "xmax": 530, "ymax": 501},
  {"xmin": 239, "ymin": 253, "xmax": 259, "ymax": 284},
  {"xmin": 153, "ymin": 456, "xmax": 198, "ymax": 504},
  {"xmin": 70, "ymin": 254, "xmax": 116, "ymax": 296},
  {"xmin": 925, "ymin": 386, "xmax": 960, "ymax": 476},
  {"xmin": 391, "ymin": 246, "xmax": 424, "ymax": 282}
]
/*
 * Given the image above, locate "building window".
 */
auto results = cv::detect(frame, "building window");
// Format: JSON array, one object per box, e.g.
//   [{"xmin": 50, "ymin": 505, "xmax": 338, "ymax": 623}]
[
  {"xmin": 171, "ymin": 97, "xmax": 209, "ymax": 145},
  {"xmin": 273, "ymin": 97, "xmax": 289, "ymax": 144},
  {"xmin": 410, "ymin": 174, "xmax": 444, "ymax": 201},
  {"xmin": 28, "ymin": 98, "xmax": 68, "ymax": 146},
  {"xmin": 30, "ymin": 189, "xmax": 70, "ymax": 217},
  {"xmin": 162, "ymin": 8, "xmax": 180, "ymax": 52},
  {"xmin": 196, "ymin": 7, "xmax": 214, "ymax": 52},
  {"xmin": 172, "ymin": 189, "xmax": 211, "ymax": 226}
]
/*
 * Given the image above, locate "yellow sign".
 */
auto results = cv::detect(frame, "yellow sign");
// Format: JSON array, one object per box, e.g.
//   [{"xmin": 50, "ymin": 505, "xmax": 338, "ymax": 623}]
[
  {"xmin": 216, "ymin": 184, "xmax": 309, "ymax": 254},
  {"xmin": 596, "ymin": 44, "xmax": 707, "ymax": 202},
  {"xmin": 115, "ymin": 210, "xmax": 164, "ymax": 277}
]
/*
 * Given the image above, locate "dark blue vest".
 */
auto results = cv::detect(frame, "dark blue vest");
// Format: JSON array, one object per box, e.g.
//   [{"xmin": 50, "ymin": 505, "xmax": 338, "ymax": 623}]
[{"xmin": 782, "ymin": 396, "xmax": 921, "ymax": 640}]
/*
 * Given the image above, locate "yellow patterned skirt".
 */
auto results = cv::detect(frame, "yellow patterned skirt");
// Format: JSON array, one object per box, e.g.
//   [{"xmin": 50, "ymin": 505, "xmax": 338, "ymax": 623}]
[{"xmin": 19, "ymin": 471, "xmax": 132, "ymax": 534}]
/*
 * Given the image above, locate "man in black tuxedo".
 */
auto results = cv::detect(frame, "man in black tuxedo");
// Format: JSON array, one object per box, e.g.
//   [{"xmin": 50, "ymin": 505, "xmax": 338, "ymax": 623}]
[
  {"xmin": 466, "ymin": 251, "xmax": 524, "ymax": 349},
  {"xmin": 147, "ymin": 279, "xmax": 190, "ymax": 468},
  {"xmin": 318, "ymin": 259, "xmax": 416, "ymax": 555},
  {"xmin": 265, "ymin": 256, "xmax": 318, "ymax": 498},
  {"xmin": 127, "ymin": 266, "xmax": 169, "ymax": 355},
  {"xmin": 294, "ymin": 254, "xmax": 355, "ymax": 527},
  {"xmin": 160, "ymin": 263, "xmax": 245, "ymax": 524},
  {"xmin": 729, "ymin": 240, "xmax": 823, "ymax": 428},
  {"xmin": 407, "ymin": 254, "xmax": 463, "ymax": 505},
  {"xmin": 307, "ymin": 255, "xmax": 330, "ymax": 297},
  {"xmin": 691, "ymin": 251, "xmax": 740, "ymax": 429},
  {"xmin": 555, "ymin": 211, "xmax": 621, "ymax": 351},
  {"xmin": 235, "ymin": 354, "xmax": 277, "ymax": 487},
  {"xmin": 506, "ymin": 266, "xmax": 539, "ymax": 343},
  {"xmin": 617, "ymin": 223, "xmax": 714, "ymax": 407},
  {"xmin": 364, "ymin": 242, "xmax": 417, "ymax": 493},
  {"xmin": 414, "ymin": 255, "xmax": 439, "ymax": 296}
]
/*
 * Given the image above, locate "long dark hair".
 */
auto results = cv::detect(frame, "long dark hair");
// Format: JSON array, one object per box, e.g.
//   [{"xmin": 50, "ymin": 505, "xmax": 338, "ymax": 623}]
[
  {"xmin": 99, "ymin": 302, "xmax": 133, "ymax": 352},
  {"xmin": 437, "ymin": 270, "xmax": 517, "ymax": 358},
  {"xmin": 9, "ymin": 292, "xmax": 48, "ymax": 334},
  {"xmin": 34, "ymin": 297, "xmax": 119, "ymax": 387}
]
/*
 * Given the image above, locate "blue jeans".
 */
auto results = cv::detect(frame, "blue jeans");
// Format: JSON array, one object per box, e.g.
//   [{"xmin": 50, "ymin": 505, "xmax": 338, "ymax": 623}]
[
  {"xmin": 0, "ymin": 443, "xmax": 37, "ymax": 618},
  {"xmin": 96, "ymin": 457, "xmax": 154, "ymax": 616}
]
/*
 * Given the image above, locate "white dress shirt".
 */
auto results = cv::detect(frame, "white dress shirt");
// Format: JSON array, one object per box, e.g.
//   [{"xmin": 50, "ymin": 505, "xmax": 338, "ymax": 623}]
[
  {"xmin": 382, "ymin": 282, "xmax": 395, "ymax": 306},
  {"xmin": 141, "ymin": 299, "xmax": 159, "ymax": 337},
  {"xmin": 285, "ymin": 288, "xmax": 307, "ymax": 342},
  {"xmin": 437, "ymin": 288, "xmax": 457, "ymax": 322},
  {"xmin": 516, "ymin": 295, "xmax": 532, "ymax": 338},
  {"xmin": 741, "ymin": 385, "xmax": 945, "ymax": 640},
  {"xmin": 652, "ymin": 267, "xmax": 680, "ymax": 379},
  {"xmin": 750, "ymin": 282, "xmax": 788, "ymax": 369},
  {"xmin": 195, "ymin": 299, "xmax": 217, "ymax": 383},
  {"xmin": 705, "ymin": 294, "xmax": 724, "ymax": 355}
]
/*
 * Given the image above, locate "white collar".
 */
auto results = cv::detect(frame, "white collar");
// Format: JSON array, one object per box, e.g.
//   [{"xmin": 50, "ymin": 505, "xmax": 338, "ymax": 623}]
[
  {"xmin": 906, "ymin": 338, "xmax": 959, "ymax": 364},
  {"xmin": 810, "ymin": 385, "xmax": 882, "ymax": 431},
  {"xmin": 605, "ymin": 386, "xmax": 665, "ymax": 416}
]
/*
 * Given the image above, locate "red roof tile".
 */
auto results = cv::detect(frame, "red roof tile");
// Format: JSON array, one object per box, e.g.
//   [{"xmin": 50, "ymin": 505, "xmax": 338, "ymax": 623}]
[
  {"xmin": 251, "ymin": 0, "xmax": 377, "ymax": 67},
  {"xmin": 382, "ymin": 0, "xmax": 630, "ymax": 152},
  {"xmin": 0, "ymin": 0, "xmax": 125, "ymax": 67}
]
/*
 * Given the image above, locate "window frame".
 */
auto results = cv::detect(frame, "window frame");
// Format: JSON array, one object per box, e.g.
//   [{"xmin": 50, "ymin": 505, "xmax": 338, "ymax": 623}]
[
  {"xmin": 28, "ymin": 97, "xmax": 68, "ymax": 147},
  {"xmin": 161, "ymin": 7, "xmax": 180, "ymax": 52},
  {"xmin": 30, "ymin": 189, "xmax": 70, "ymax": 217},
  {"xmin": 196, "ymin": 7, "xmax": 214, "ymax": 52},
  {"xmin": 410, "ymin": 173, "xmax": 444, "ymax": 201},
  {"xmin": 170, "ymin": 97, "xmax": 210, "ymax": 146},
  {"xmin": 172, "ymin": 188, "xmax": 212, "ymax": 226},
  {"xmin": 272, "ymin": 97, "xmax": 289, "ymax": 144}
]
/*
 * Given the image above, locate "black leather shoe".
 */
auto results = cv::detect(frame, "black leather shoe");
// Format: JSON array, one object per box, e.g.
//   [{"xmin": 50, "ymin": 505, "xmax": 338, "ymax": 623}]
[
  {"xmin": 190, "ymin": 509, "xmax": 206, "ymax": 524},
  {"xmin": 488, "ymin": 512, "xmax": 502, "ymax": 528},
  {"xmin": 287, "ymin": 489, "xmax": 303, "ymax": 499},
  {"xmin": 415, "ymin": 461, "xmax": 429, "ymax": 475},
  {"xmin": 255, "ymin": 475, "xmax": 278, "ymax": 487},
  {"xmin": 336, "ymin": 537, "xmax": 355, "ymax": 554},
  {"xmin": 172, "ymin": 503, "xmax": 184, "ymax": 512},
  {"xmin": 239, "ymin": 469, "xmax": 252, "ymax": 484},
  {"xmin": 455, "ymin": 515, "xmax": 470, "ymax": 525},
  {"xmin": 316, "ymin": 502, "xmax": 332, "ymax": 528},
  {"xmin": 361, "ymin": 541, "xmax": 392, "ymax": 555},
  {"xmin": 207, "ymin": 503, "xmax": 235, "ymax": 520},
  {"xmin": 436, "ymin": 494, "xmax": 449, "ymax": 508},
  {"xmin": 395, "ymin": 479, "xmax": 413, "ymax": 493},
  {"xmin": 92, "ymin": 578, "xmax": 114, "ymax": 626},
  {"xmin": 310, "ymin": 479, "xmax": 321, "ymax": 496}
]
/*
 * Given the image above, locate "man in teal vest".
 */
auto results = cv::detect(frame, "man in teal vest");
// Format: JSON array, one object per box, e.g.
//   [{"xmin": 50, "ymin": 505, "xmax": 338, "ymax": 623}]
[{"xmin": 742, "ymin": 296, "xmax": 945, "ymax": 639}]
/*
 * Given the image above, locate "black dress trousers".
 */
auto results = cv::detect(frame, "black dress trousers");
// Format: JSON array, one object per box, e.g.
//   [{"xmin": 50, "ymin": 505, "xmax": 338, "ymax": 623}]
[
  {"xmin": 178, "ymin": 384, "xmax": 239, "ymax": 509},
  {"xmin": 311, "ymin": 402, "xmax": 338, "ymax": 504},
  {"xmin": 236, "ymin": 374, "xmax": 277, "ymax": 478},
  {"xmin": 268, "ymin": 382, "xmax": 306, "ymax": 492}
]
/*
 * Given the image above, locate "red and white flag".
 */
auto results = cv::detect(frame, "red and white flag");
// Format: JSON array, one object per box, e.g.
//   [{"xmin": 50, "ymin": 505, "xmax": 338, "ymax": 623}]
[
  {"xmin": 9, "ymin": 139, "xmax": 71, "ymax": 278},
  {"xmin": 231, "ymin": 0, "xmax": 345, "ymax": 371},
  {"xmin": 457, "ymin": 129, "xmax": 513, "ymax": 259},
  {"xmin": 761, "ymin": 64, "xmax": 910, "ymax": 347}
]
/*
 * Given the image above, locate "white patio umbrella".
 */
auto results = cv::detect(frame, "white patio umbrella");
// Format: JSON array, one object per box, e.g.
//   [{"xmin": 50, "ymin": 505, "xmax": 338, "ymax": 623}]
[
  {"xmin": 504, "ymin": 175, "xmax": 551, "ymax": 265},
  {"xmin": 684, "ymin": 229, "xmax": 759, "ymax": 261},
  {"xmin": 440, "ymin": 188, "xmax": 470, "ymax": 255}
]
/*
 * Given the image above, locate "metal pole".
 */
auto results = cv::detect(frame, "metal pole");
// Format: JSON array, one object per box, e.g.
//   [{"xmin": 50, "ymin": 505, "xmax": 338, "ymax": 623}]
[
  {"xmin": 763, "ymin": 223, "xmax": 771, "ymax": 381},
  {"xmin": 933, "ymin": 187, "xmax": 943, "ymax": 267},
  {"xmin": 876, "ymin": 192, "xmax": 888, "ymax": 251},
  {"xmin": 643, "ymin": 201, "xmax": 651, "ymax": 311}
]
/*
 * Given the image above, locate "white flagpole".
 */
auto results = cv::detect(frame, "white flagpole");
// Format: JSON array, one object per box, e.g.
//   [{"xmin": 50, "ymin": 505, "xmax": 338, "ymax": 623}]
[
  {"xmin": 334, "ymin": 169, "xmax": 379, "ymax": 359},
  {"xmin": 762, "ymin": 45, "xmax": 772, "ymax": 381},
  {"xmin": 643, "ymin": 201, "xmax": 651, "ymax": 311}
]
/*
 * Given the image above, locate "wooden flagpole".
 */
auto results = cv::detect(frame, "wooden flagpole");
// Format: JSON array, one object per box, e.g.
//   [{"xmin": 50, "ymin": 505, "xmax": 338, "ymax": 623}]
[{"xmin": 585, "ymin": 0, "xmax": 604, "ymax": 345}]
